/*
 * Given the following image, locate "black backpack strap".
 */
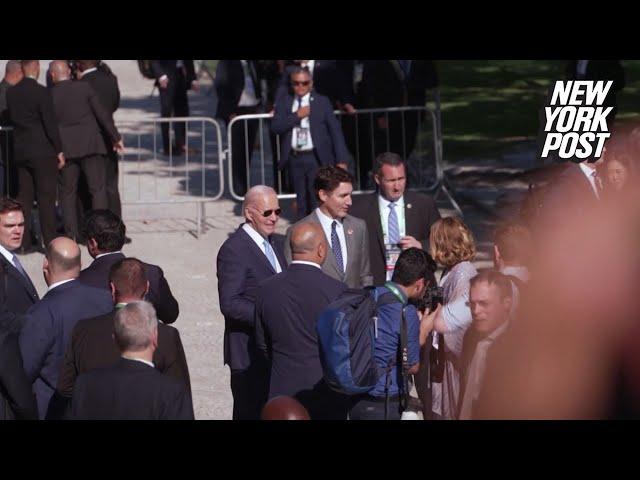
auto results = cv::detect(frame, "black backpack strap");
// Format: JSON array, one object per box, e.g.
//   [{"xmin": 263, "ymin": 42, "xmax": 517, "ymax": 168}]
[{"xmin": 399, "ymin": 304, "xmax": 410, "ymax": 413}]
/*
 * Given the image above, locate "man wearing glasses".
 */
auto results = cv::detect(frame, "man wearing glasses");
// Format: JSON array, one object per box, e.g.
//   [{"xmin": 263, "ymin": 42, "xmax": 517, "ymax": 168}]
[
  {"xmin": 216, "ymin": 185, "xmax": 287, "ymax": 420},
  {"xmin": 272, "ymin": 68, "xmax": 350, "ymax": 219}
]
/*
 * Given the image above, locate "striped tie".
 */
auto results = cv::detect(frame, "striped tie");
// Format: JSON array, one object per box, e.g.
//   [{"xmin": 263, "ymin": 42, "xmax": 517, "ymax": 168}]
[
  {"xmin": 331, "ymin": 221, "xmax": 344, "ymax": 273},
  {"xmin": 388, "ymin": 202, "xmax": 400, "ymax": 245}
]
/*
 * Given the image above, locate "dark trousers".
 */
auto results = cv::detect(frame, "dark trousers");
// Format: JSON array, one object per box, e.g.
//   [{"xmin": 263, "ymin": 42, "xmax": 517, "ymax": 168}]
[
  {"xmin": 159, "ymin": 72, "xmax": 189, "ymax": 152},
  {"xmin": 229, "ymin": 106, "xmax": 260, "ymax": 197},
  {"xmin": 349, "ymin": 395, "xmax": 402, "ymax": 420},
  {"xmin": 230, "ymin": 364, "xmax": 269, "ymax": 420},
  {"xmin": 60, "ymin": 154, "xmax": 108, "ymax": 240},
  {"xmin": 289, "ymin": 150, "xmax": 320, "ymax": 219},
  {"xmin": 17, "ymin": 158, "xmax": 58, "ymax": 249},
  {"xmin": 105, "ymin": 150, "xmax": 122, "ymax": 218}
]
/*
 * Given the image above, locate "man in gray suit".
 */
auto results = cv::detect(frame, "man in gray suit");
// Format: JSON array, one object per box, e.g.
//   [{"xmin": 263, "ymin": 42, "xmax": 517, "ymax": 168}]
[{"xmin": 285, "ymin": 166, "xmax": 373, "ymax": 289}]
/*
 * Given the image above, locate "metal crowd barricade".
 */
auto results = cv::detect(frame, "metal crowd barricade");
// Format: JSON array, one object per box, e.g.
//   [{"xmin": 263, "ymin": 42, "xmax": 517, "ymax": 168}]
[
  {"xmin": 115, "ymin": 116, "xmax": 224, "ymax": 237},
  {"xmin": 226, "ymin": 105, "xmax": 462, "ymax": 215}
]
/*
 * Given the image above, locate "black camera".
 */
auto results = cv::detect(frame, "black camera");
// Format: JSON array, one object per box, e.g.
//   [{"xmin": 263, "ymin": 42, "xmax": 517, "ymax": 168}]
[{"xmin": 416, "ymin": 285, "xmax": 444, "ymax": 313}]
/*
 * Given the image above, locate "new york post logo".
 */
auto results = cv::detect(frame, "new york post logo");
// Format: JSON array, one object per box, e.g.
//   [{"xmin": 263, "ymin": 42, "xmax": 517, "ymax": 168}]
[{"xmin": 539, "ymin": 80, "xmax": 613, "ymax": 163}]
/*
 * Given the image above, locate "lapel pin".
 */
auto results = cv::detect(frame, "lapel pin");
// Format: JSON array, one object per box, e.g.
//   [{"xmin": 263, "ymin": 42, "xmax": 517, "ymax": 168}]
[
  {"xmin": 347, "ymin": 229, "xmax": 354, "ymax": 235},
  {"xmin": 407, "ymin": 203, "xmax": 412, "ymax": 209}
]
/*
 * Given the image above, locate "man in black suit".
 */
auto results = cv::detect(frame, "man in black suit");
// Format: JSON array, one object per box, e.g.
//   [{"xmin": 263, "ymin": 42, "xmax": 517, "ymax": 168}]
[
  {"xmin": 271, "ymin": 67, "xmax": 351, "ymax": 218},
  {"xmin": 0, "ymin": 198, "xmax": 39, "ymax": 333},
  {"xmin": 0, "ymin": 61, "xmax": 24, "ymax": 197},
  {"xmin": 6, "ymin": 60, "xmax": 65, "ymax": 251},
  {"xmin": 78, "ymin": 210, "xmax": 179, "ymax": 324},
  {"xmin": 0, "ymin": 321, "xmax": 38, "ymax": 420},
  {"xmin": 57, "ymin": 257, "xmax": 190, "ymax": 412},
  {"xmin": 76, "ymin": 60, "xmax": 123, "ymax": 220},
  {"xmin": 255, "ymin": 222, "xmax": 348, "ymax": 419},
  {"xmin": 350, "ymin": 152, "xmax": 441, "ymax": 285},
  {"xmin": 49, "ymin": 60, "xmax": 124, "ymax": 242},
  {"xmin": 70, "ymin": 301, "xmax": 194, "ymax": 420},
  {"xmin": 19, "ymin": 236, "xmax": 113, "ymax": 418},
  {"xmin": 215, "ymin": 60, "xmax": 263, "ymax": 197},
  {"xmin": 150, "ymin": 60, "xmax": 198, "ymax": 156},
  {"xmin": 216, "ymin": 185, "xmax": 286, "ymax": 420}
]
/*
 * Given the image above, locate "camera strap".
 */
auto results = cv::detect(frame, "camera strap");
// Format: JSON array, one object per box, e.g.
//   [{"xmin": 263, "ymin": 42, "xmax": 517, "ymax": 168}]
[{"xmin": 383, "ymin": 282, "xmax": 410, "ymax": 413}]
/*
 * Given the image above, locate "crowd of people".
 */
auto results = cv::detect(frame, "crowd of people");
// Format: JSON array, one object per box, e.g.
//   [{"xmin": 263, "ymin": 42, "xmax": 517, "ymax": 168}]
[{"xmin": 0, "ymin": 59, "xmax": 638, "ymax": 420}]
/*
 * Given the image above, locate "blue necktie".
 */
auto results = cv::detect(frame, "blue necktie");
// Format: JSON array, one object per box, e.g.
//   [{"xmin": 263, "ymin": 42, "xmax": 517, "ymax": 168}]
[
  {"xmin": 388, "ymin": 202, "xmax": 400, "ymax": 245},
  {"xmin": 398, "ymin": 60, "xmax": 411, "ymax": 79},
  {"xmin": 331, "ymin": 221, "xmax": 344, "ymax": 273},
  {"xmin": 263, "ymin": 239, "xmax": 277, "ymax": 272},
  {"xmin": 12, "ymin": 254, "xmax": 29, "ymax": 281}
]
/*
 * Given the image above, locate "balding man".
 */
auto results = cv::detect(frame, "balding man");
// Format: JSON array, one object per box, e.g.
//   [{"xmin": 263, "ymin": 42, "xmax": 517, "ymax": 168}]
[
  {"xmin": 49, "ymin": 60, "xmax": 124, "ymax": 243},
  {"xmin": 261, "ymin": 395, "xmax": 311, "ymax": 421},
  {"xmin": 19, "ymin": 236, "xmax": 112, "ymax": 419},
  {"xmin": 217, "ymin": 185, "xmax": 287, "ymax": 420},
  {"xmin": 6, "ymin": 60, "xmax": 64, "ymax": 252},
  {"xmin": 255, "ymin": 222, "xmax": 349, "ymax": 419},
  {"xmin": 0, "ymin": 61, "xmax": 24, "ymax": 196}
]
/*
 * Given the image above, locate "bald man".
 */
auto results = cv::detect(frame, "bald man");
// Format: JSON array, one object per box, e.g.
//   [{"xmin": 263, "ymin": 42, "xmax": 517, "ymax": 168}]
[
  {"xmin": 49, "ymin": 60, "xmax": 124, "ymax": 242},
  {"xmin": 217, "ymin": 185, "xmax": 287, "ymax": 419},
  {"xmin": 0, "ymin": 61, "xmax": 24, "ymax": 196},
  {"xmin": 255, "ymin": 222, "xmax": 349, "ymax": 419},
  {"xmin": 261, "ymin": 395, "xmax": 311, "ymax": 421},
  {"xmin": 19, "ymin": 236, "xmax": 112, "ymax": 419}
]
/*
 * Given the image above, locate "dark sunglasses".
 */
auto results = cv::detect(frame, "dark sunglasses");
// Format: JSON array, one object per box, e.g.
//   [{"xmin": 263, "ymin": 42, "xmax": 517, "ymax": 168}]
[
  {"xmin": 292, "ymin": 80, "xmax": 311, "ymax": 87},
  {"xmin": 261, "ymin": 208, "xmax": 282, "ymax": 217}
]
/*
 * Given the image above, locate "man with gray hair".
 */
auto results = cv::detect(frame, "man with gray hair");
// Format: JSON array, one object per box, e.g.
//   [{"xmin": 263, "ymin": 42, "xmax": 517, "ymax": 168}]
[
  {"xmin": 70, "ymin": 301, "xmax": 194, "ymax": 420},
  {"xmin": 217, "ymin": 185, "xmax": 287, "ymax": 419}
]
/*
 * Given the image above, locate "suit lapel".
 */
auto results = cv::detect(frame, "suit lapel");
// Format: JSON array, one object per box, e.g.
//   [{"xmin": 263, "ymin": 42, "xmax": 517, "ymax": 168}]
[
  {"xmin": 311, "ymin": 211, "xmax": 342, "ymax": 280},
  {"xmin": 389, "ymin": 60, "xmax": 407, "ymax": 83},
  {"xmin": 369, "ymin": 194, "xmax": 386, "ymax": 257},
  {"xmin": 237, "ymin": 226, "xmax": 277, "ymax": 275},
  {"xmin": 0, "ymin": 255, "xmax": 38, "ymax": 299},
  {"xmin": 403, "ymin": 192, "xmax": 419, "ymax": 238},
  {"xmin": 342, "ymin": 216, "xmax": 355, "ymax": 278}
]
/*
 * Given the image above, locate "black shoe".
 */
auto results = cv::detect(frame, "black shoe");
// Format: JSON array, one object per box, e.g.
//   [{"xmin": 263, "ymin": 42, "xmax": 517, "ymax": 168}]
[{"xmin": 124, "ymin": 236, "xmax": 132, "ymax": 244}]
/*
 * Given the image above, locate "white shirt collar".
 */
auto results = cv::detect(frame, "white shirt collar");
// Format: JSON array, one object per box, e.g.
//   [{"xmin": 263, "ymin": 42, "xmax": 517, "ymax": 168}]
[
  {"xmin": 315, "ymin": 207, "xmax": 341, "ymax": 228},
  {"xmin": 242, "ymin": 223, "xmax": 267, "ymax": 244},
  {"xmin": 81, "ymin": 67, "xmax": 98, "ymax": 75},
  {"xmin": 378, "ymin": 194, "xmax": 404, "ymax": 211},
  {"xmin": 290, "ymin": 260, "xmax": 322, "ymax": 270},
  {"xmin": 0, "ymin": 244, "xmax": 15, "ymax": 265},
  {"xmin": 578, "ymin": 162, "xmax": 599, "ymax": 197},
  {"xmin": 47, "ymin": 278, "xmax": 75, "ymax": 293},
  {"xmin": 122, "ymin": 356, "xmax": 155, "ymax": 368},
  {"xmin": 501, "ymin": 265, "xmax": 530, "ymax": 283},
  {"xmin": 96, "ymin": 251, "xmax": 123, "ymax": 260}
]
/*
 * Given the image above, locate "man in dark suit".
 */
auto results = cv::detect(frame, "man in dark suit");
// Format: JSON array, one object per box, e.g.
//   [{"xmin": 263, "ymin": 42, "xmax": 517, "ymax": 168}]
[
  {"xmin": 284, "ymin": 166, "xmax": 372, "ymax": 289},
  {"xmin": 49, "ymin": 60, "xmax": 124, "ymax": 242},
  {"xmin": 217, "ymin": 185, "xmax": 286, "ymax": 420},
  {"xmin": 56, "ymin": 257, "xmax": 190, "ymax": 413},
  {"xmin": 0, "ymin": 61, "xmax": 24, "ymax": 197},
  {"xmin": 70, "ymin": 301, "xmax": 194, "ymax": 420},
  {"xmin": 150, "ymin": 60, "xmax": 198, "ymax": 156},
  {"xmin": 19, "ymin": 236, "xmax": 113, "ymax": 419},
  {"xmin": 566, "ymin": 60, "xmax": 625, "ymax": 123},
  {"xmin": 272, "ymin": 68, "xmax": 351, "ymax": 218},
  {"xmin": 0, "ymin": 321, "xmax": 38, "ymax": 420},
  {"xmin": 255, "ymin": 222, "xmax": 348, "ymax": 419},
  {"xmin": 78, "ymin": 210, "xmax": 179, "ymax": 324},
  {"xmin": 215, "ymin": 60, "xmax": 263, "ymax": 197},
  {"xmin": 6, "ymin": 60, "xmax": 65, "ymax": 251},
  {"xmin": 350, "ymin": 152, "xmax": 440, "ymax": 285},
  {"xmin": 0, "ymin": 198, "xmax": 39, "ymax": 333},
  {"xmin": 76, "ymin": 60, "xmax": 123, "ymax": 221}
]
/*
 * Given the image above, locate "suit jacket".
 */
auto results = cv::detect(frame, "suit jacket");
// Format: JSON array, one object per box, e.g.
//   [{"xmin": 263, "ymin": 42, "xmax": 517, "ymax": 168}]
[
  {"xmin": 271, "ymin": 91, "xmax": 350, "ymax": 170},
  {"xmin": 0, "ymin": 79, "xmax": 11, "ymax": 126},
  {"xmin": 255, "ymin": 263, "xmax": 347, "ymax": 403},
  {"xmin": 80, "ymin": 69, "xmax": 120, "ymax": 115},
  {"xmin": 276, "ymin": 60, "xmax": 353, "ymax": 107},
  {"xmin": 350, "ymin": 191, "xmax": 441, "ymax": 285},
  {"xmin": 0, "ymin": 253, "xmax": 39, "ymax": 334},
  {"xmin": 18, "ymin": 279, "xmax": 113, "ymax": 419},
  {"xmin": 361, "ymin": 60, "xmax": 438, "ymax": 109},
  {"xmin": 70, "ymin": 357, "xmax": 194, "ymax": 420},
  {"xmin": 6, "ymin": 77, "xmax": 62, "ymax": 163},
  {"xmin": 78, "ymin": 252, "xmax": 179, "ymax": 324},
  {"xmin": 214, "ymin": 60, "xmax": 262, "ymax": 123},
  {"xmin": 150, "ymin": 60, "xmax": 197, "ymax": 86},
  {"xmin": 217, "ymin": 225, "xmax": 286, "ymax": 371},
  {"xmin": 51, "ymin": 79, "xmax": 120, "ymax": 159},
  {"xmin": 566, "ymin": 60, "xmax": 625, "ymax": 111},
  {"xmin": 0, "ymin": 324, "xmax": 38, "ymax": 420},
  {"xmin": 57, "ymin": 309, "xmax": 190, "ymax": 399},
  {"xmin": 284, "ymin": 211, "xmax": 373, "ymax": 289}
]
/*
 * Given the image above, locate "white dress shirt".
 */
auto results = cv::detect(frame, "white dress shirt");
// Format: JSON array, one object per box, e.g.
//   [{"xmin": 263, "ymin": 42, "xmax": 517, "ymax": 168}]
[
  {"xmin": 96, "ymin": 251, "xmax": 123, "ymax": 260},
  {"xmin": 0, "ymin": 244, "xmax": 15, "ymax": 266},
  {"xmin": 290, "ymin": 260, "xmax": 322, "ymax": 270},
  {"xmin": 238, "ymin": 60, "xmax": 260, "ymax": 107},
  {"xmin": 242, "ymin": 223, "xmax": 282, "ymax": 273},
  {"xmin": 315, "ymin": 208, "xmax": 348, "ymax": 270},
  {"xmin": 291, "ymin": 92, "xmax": 314, "ymax": 151},
  {"xmin": 378, "ymin": 194, "xmax": 406, "ymax": 243},
  {"xmin": 578, "ymin": 162, "xmax": 601, "ymax": 199},
  {"xmin": 47, "ymin": 278, "xmax": 75, "ymax": 293},
  {"xmin": 123, "ymin": 356, "xmax": 155, "ymax": 368}
]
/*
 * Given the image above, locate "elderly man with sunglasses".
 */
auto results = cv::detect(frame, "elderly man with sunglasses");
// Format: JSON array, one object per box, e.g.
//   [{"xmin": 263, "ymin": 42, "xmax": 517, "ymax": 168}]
[{"xmin": 216, "ymin": 185, "xmax": 287, "ymax": 420}]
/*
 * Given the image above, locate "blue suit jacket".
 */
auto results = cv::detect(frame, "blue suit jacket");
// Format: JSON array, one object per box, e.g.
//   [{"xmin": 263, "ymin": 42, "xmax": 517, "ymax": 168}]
[
  {"xmin": 216, "ymin": 225, "xmax": 287, "ymax": 371},
  {"xmin": 18, "ymin": 279, "xmax": 113, "ymax": 419},
  {"xmin": 271, "ymin": 91, "xmax": 350, "ymax": 170}
]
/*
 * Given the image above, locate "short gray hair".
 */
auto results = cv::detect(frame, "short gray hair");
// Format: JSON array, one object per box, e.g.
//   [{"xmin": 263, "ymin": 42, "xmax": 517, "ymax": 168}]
[
  {"xmin": 113, "ymin": 301, "xmax": 158, "ymax": 352},
  {"xmin": 242, "ymin": 185, "xmax": 277, "ymax": 216}
]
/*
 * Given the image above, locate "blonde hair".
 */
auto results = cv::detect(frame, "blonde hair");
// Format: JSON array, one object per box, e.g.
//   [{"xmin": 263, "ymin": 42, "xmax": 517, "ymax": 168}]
[{"xmin": 429, "ymin": 216, "xmax": 476, "ymax": 267}]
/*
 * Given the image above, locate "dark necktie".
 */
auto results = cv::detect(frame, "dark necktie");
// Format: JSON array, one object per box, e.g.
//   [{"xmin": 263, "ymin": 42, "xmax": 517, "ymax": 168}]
[
  {"xmin": 331, "ymin": 221, "xmax": 344, "ymax": 273},
  {"xmin": 398, "ymin": 60, "xmax": 411, "ymax": 79},
  {"xmin": 11, "ymin": 253, "xmax": 29, "ymax": 281}
]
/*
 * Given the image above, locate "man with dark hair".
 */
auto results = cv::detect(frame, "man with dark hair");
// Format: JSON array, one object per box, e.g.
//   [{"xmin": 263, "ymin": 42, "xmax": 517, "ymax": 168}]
[
  {"xmin": 457, "ymin": 270, "xmax": 513, "ymax": 419},
  {"xmin": 255, "ymin": 222, "xmax": 348, "ymax": 419},
  {"xmin": 351, "ymin": 152, "xmax": 440, "ymax": 285},
  {"xmin": 493, "ymin": 223, "xmax": 531, "ymax": 312},
  {"xmin": 57, "ymin": 257, "xmax": 190, "ymax": 411},
  {"xmin": 284, "ymin": 166, "xmax": 372, "ymax": 288},
  {"xmin": 0, "ymin": 60, "xmax": 24, "ymax": 197},
  {"xmin": 272, "ymin": 68, "xmax": 350, "ymax": 218},
  {"xmin": 78, "ymin": 210, "xmax": 179, "ymax": 324},
  {"xmin": 6, "ymin": 60, "xmax": 65, "ymax": 252},
  {"xmin": 70, "ymin": 301, "xmax": 194, "ymax": 420},
  {"xmin": 0, "ymin": 198, "xmax": 38, "ymax": 332},
  {"xmin": 19, "ymin": 236, "xmax": 112, "ymax": 418},
  {"xmin": 350, "ymin": 247, "xmax": 434, "ymax": 420}
]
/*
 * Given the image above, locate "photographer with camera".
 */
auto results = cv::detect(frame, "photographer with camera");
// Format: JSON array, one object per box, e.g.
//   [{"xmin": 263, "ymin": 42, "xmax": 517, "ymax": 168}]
[
  {"xmin": 348, "ymin": 247, "xmax": 436, "ymax": 420},
  {"xmin": 428, "ymin": 217, "xmax": 478, "ymax": 420}
]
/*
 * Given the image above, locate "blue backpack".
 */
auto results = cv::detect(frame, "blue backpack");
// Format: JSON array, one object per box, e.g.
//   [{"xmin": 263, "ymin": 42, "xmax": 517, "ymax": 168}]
[{"xmin": 316, "ymin": 286, "xmax": 408, "ymax": 396}]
